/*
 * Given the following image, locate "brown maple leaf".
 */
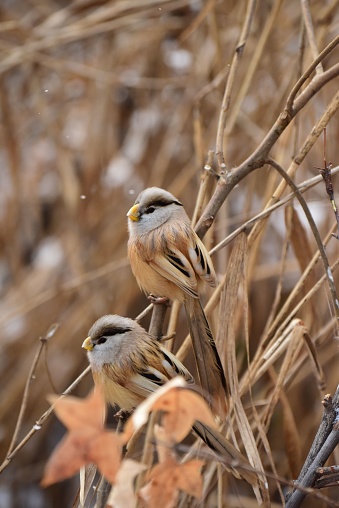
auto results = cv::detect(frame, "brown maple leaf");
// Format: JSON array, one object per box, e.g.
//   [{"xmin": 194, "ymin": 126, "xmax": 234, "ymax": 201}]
[
  {"xmin": 41, "ymin": 388, "xmax": 123, "ymax": 487},
  {"xmin": 139, "ymin": 456, "xmax": 204, "ymax": 508}
]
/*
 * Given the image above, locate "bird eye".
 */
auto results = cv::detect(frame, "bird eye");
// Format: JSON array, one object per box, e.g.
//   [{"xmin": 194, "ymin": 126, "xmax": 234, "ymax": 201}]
[
  {"xmin": 145, "ymin": 206, "xmax": 155, "ymax": 214},
  {"xmin": 97, "ymin": 337, "xmax": 107, "ymax": 345}
]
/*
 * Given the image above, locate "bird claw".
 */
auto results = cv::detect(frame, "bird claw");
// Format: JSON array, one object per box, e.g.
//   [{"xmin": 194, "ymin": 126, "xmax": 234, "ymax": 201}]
[
  {"xmin": 148, "ymin": 295, "xmax": 171, "ymax": 306},
  {"xmin": 114, "ymin": 408, "xmax": 133, "ymax": 421},
  {"xmin": 159, "ymin": 332, "xmax": 176, "ymax": 342}
]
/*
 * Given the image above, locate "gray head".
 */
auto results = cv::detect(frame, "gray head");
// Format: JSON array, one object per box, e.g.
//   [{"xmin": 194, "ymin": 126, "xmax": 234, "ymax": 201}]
[
  {"xmin": 127, "ymin": 187, "xmax": 187, "ymax": 234},
  {"xmin": 82, "ymin": 315, "xmax": 142, "ymax": 368}
]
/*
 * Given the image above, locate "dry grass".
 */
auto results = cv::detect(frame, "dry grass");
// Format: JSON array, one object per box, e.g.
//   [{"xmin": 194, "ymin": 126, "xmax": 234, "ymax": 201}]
[{"xmin": 1, "ymin": 0, "xmax": 339, "ymax": 506}]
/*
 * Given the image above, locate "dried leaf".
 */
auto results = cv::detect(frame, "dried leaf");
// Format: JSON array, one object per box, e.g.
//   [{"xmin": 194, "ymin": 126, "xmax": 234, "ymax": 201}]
[
  {"xmin": 107, "ymin": 459, "xmax": 147, "ymax": 508},
  {"xmin": 138, "ymin": 457, "xmax": 204, "ymax": 508},
  {"xmin": 177, "ymin": 461, "xmax": 204, "ymax": 497},
  {"xmin": 123, "ymin": 377, "xmax": 216, "ymax": 445},
  {"xmin": 217, "ymin": 233, "xmax": 267, "ymax": 504},
  {"xmin": 281, "ymin": 391, "xmax": 302, "ymax": 479},
  {"xmin": 42, "ymin": 428, "xmax": 94, "ymax": 486},
  {"xmin": 285, "ymin": 205, "xmax": 313, "ymax": 275},
  {"xmin": 47, "ymin": 388, "xmax": 106, "ymax": 431},
  {"xmin": 285, "ymin": 205, "xmax": 319, "ymax": 322},
  {"xmin": 154, "ymin": 424, "xmax": 174, "ymax": 463},
  {"xmin": 302, "ymin": 331, "xmax": 326, "ymax": 394},
  {"xmin": 42, "ymin": 389, "xmax": 122, "ymax": 486}
]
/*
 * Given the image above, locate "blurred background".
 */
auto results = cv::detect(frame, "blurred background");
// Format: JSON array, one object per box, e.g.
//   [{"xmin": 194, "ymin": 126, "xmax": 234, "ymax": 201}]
[{"xmin": 1, "ymin": 0, "xmax": 339, "ymax": 506}]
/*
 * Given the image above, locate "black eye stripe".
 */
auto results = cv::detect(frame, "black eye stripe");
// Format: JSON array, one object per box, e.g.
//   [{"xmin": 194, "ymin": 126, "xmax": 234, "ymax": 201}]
[
  {"xmin": 142, "ymin": 199, "xmax": 183, "ymax": 210},
  {"xmin": 99, "ymin": 326, "xmax": 132, "ymax": 337}
]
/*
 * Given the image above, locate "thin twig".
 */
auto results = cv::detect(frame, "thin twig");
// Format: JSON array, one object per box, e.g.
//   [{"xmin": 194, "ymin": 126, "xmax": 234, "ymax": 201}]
[
  {"xmin": 315, "ymin": 466, "xmax": 339, "ymax": 489},
  {"xmin": 215, "ymin": 0, "xmax": 257, "ymax": 169},
  {"xmin": 286, "ymin": 35, "xmax": 339, "ymax": 112},
  {"xmin": 210, "ymin": 165, "xmax": 339, "ymax": 255},
  {"xmin": 0, "ymin": 258, "xmax": 130, "ymax": 326},
  {"xmin": 196, "ymin": 86, "xmax": 339, "ymax": 240},
  {"xmin": 175, "ymin": 439, "xmax": 339, "ymax": 507},
  {"xmin": 266, "ymin": 157, "xmax": 339, "ymax": 326},
  {"xmin": 6, "ymin": 323, "xmax": 59, "ymax": 457},
  {"xmin": 317, "ymin": 128, "xmax": 339, "ymax": 239},
  {"xmin": 301, "ymin": 0, "xmax": 324, "ymax": 74},
  {"xmin": 0, "ymin": 366, "xmax": 91, "ymax": 474},
  {"xmin": 295, "ymin": 389, "xmax": 339, "ymax": 485},
  {"xmin": 149, "ymin": 302, "xmax": 170, "ymax": 339},
  {"xmin": 194, "ymin": 37, "xmax": 339, "ymax": 243}
]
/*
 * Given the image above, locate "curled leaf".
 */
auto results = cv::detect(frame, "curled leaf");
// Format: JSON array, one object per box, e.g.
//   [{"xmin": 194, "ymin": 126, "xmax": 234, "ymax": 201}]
[{"xmin": 123, "ymin": 377, "xmax": 216, "ymax": 444}]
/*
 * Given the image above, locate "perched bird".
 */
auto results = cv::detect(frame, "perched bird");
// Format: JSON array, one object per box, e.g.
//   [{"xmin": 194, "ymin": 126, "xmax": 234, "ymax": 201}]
[
  {"xmin": 82, "ymin": 314, "xmax": 194, "ymax": 410},
  {"xmin": 82, "ymin": 315, "xmax": 256, "ymax": 484},
  {"xmin": 126, "ymin": 187, "xmax": 227, "ymax": 415}
]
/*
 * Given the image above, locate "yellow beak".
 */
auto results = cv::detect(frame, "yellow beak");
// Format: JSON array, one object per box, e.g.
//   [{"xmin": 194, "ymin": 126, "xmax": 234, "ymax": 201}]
[
  {"xmin": 82, "ymin": 336, "xmax": 94, "ymax": 351},
  {"xmin": 127, "ymin": 204, "xmax": 140, "ymax": 222}
]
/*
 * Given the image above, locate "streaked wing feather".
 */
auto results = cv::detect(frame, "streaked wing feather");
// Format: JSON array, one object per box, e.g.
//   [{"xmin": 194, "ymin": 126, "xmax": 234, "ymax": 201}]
[
  {"xmin": 187, "ymin": 234, "xmax": 216, "ymax": 287},
  {"xmin": 160, "ymin": 345, "xmax": 195, "ymax": 385},
  {"xmin": 150, "ymin": 249, "xmax": 198, "ymax": 298},
  {"xmin": 125, "ymin": 372, "xmax": 164, "ymax": 399},
  {"xmin": 125, "ymin": 347, "xmax": 195, "ymax": 399}
]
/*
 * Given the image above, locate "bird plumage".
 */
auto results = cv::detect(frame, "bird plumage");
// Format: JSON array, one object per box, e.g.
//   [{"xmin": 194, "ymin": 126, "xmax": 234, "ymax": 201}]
[
  {"xmin": 83, "ymin": 314, "xmax": 194, "ymax": 410},
  {"xmin": 82, "ymin": 314, "xmax": 255, "ymax": 485},
  {"xmin": 127, "ymin": 187, "xmax": 227, "ymax": 415}
]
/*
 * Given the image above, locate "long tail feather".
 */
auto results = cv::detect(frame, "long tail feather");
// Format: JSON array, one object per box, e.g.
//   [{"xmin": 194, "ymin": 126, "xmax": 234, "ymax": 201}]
[
  {"xmin": 193, "ymin": 421, "xmax": 257, "ymax": 485},
  {"xmin": 184, "ymin": 297, "xmax": 227, "ymax": 417}
]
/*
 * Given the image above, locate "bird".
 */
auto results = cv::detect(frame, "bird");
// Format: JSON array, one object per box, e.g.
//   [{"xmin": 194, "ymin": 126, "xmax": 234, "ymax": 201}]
[
  {"xmin": 82, "ymin": 314, "xmax": 194, "ymax": 410},
  {"xmin": 126, "ymin": 187, "xmax": 227, "ymax": 416},
  {"xmin": 82, "ymin": 314, "xmax": 256, "ymax": 485}
]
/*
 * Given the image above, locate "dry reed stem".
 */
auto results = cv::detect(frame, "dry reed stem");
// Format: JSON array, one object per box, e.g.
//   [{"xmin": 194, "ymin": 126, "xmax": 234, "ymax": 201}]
[{"xmin": 2, "ymin": 1, "xmax": 339, "ymax": 505}]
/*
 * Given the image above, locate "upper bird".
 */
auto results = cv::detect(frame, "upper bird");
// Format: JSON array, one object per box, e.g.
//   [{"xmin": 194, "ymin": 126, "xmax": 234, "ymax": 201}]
[{"xmin": 127, "ymin": 187, "xmax": 227, "ymax": 416}]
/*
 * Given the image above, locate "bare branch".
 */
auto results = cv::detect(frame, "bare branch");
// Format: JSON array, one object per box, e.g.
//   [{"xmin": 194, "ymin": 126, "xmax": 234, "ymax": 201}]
[{"xmin": 285, "ymin": 387, "xmax": 339, "ymax": 507}]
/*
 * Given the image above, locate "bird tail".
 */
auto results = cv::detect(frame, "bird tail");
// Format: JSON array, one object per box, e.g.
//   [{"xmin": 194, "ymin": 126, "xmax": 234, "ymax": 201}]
[
  {"xmin": 193, "ymin": 421, "xmax": 257, "ymax": 486},
  {"xmin": 184, "ymin": 297, "xmax": 228, "ymax": 418}
]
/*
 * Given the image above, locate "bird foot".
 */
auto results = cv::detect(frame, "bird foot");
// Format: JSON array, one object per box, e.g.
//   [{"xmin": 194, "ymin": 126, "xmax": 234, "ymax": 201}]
[
  {"xmin": 159, "ymin": 332, "xmax": 176, "ymax": 342},
  {"xmin": 148, "ymin": 295, "xmax": 171, "ymax": 306},
  {"xmin": 114, "ymin": 408, "xmax": 133, "ymax": 422}
]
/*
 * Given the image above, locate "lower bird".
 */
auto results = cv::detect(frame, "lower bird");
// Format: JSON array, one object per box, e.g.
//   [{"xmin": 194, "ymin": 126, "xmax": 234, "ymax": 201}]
[{"xmin": 82, "ymin": 314, "xmax": 256, "ymax": 485}]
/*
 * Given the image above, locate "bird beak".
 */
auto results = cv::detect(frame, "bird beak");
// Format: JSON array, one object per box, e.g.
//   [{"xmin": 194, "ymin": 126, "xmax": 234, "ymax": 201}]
[
  {"xmin": 82, "ymin": 336, "xmax": 94, "ymax": 351},
  {"xmin": 127, "ymin": 204, "xmax": 140, "ymax": 222}
]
